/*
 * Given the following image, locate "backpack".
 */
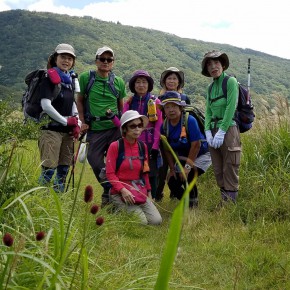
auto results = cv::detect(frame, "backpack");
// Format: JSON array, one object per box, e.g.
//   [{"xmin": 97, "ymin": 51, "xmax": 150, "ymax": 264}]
[
  {"xmin": 163, "ymin": 105, "xmax": 205, "ymax": 139},
  {"xmin": 22, "ymin": 69, "xmax": 61, "ymax": 122},
  {"xmin": 209, "ymin": 76, "xmax": 255, "ymax": 133},
  {"xmin": 84, "ymin": 70, "xmax": 121, "ymax": 124}
]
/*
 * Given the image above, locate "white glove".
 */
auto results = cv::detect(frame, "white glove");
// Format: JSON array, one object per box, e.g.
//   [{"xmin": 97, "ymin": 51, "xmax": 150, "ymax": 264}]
[
  {"xmin": 212, "ymin": 129, "xmax": 226, "ymax": 149},
  {"xmin": 205, "ymin": 130, "xmax": 213, "ymax": 147}
]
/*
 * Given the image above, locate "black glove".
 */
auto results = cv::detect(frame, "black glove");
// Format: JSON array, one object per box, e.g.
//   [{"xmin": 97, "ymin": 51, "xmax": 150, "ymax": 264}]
[
  {"xmin": 105, "ymin": 109, "xmax": 115, "ymax": 120},
  {"xmin": 150, "ymin": 148, "xmax": 159, "ymax": 160}
]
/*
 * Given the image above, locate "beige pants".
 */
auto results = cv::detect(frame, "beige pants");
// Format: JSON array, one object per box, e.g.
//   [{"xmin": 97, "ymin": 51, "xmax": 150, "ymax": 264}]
[
  {"xmin": 110, "ymin": 194, "xmax": 162, "ymax": 225},
  {"xmin": 209, "ymin": 126, "xmax": 241, "ymax": 191},
  {"xmin": 38, "ymin": 130, "xmax": 74, "ymax": 168}
]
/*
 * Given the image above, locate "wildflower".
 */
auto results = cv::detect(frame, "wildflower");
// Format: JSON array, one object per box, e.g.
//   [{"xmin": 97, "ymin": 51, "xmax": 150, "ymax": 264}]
[
  {"xmin": 90, "ymin": 204, "xmax": 99, "ymax": 214},
  {"xmin": 36, "ymin": 231, "xmax": 46, "ymax": 241},
  {"xmin": 84, "ymin": 185, "xmax": 94, "ymax": 203},
  {"xmin": 96, "ymin": 217, "xmax": 104, "ymax": 226},
  {"xmin": 3, "ymin": 233, "xmax": 14, "ymax": 247}
]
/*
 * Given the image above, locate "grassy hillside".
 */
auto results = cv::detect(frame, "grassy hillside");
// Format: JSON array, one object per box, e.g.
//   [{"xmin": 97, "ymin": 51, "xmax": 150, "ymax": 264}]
[
  {"xmin": 1, "ymin": 100, "xmax": 290, "ymax": 289},
  {"xmin": 0, "ymin": 9, "xmax": 290, "ymax": 115}
]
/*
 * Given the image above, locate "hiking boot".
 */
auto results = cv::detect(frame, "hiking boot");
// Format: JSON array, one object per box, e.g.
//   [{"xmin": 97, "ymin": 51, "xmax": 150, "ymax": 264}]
[
  {"xmin": 155, "ymin": 192, "xmax": 164, "ymax": 202},
  {"xmin": 189, "ymin": 197, "xmax": 198, "ymax": 208}
]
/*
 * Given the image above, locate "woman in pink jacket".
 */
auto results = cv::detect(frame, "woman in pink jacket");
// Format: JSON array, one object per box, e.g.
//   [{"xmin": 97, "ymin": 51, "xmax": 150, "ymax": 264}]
[{"xmin": 106, "ymin": 110, "xmax": 162, "ymax": 225}]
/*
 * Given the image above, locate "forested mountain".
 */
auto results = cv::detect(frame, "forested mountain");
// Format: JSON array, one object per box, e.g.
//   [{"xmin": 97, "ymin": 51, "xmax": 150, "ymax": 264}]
[{"xmin": 0, "ymin": 9, "xmax": 290, "ymax": 115}]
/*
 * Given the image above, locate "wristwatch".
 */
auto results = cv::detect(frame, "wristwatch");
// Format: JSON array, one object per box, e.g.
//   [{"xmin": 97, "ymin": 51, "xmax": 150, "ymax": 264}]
[{"xmin": 184, "ymin": 164, "xmax": 192, "ymax": 171}]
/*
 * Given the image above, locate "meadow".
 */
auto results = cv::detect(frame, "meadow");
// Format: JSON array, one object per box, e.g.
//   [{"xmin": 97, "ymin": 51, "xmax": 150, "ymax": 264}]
[{"xmin": 1, "ymin": 103, "xmax": 290, "ymax": 289}]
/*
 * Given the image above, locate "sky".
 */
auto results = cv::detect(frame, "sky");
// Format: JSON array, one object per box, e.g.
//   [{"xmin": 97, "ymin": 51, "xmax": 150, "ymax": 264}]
[{"xmin": 1, "ymin": 0, "xmax": 290, "ymax": 60}]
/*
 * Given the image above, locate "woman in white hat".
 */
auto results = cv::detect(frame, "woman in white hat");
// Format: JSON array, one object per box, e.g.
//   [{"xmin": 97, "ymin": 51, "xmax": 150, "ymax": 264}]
[
  {"xmin": 106, "ymin": 110, "xmax": 162, "ymax": 225},
  {"xmin": 201, "ymin": 50, "xmax": 241, "ymax": 204}
]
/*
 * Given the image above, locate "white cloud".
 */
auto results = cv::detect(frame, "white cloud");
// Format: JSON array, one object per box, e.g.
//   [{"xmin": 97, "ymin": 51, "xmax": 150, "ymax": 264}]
[{"xmin": 1, "ymin": 0, "xmax": 290, "ymax": 59}]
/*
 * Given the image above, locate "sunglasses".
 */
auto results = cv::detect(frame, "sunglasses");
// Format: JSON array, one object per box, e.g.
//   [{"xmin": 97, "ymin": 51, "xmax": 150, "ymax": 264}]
[
  {"xmin": 97, "ymin": 57, "xmax": 114, "ymax": 63},
  {"xmin": 128, "ymin": 123, "xmax": 143, "ymax": 129}
]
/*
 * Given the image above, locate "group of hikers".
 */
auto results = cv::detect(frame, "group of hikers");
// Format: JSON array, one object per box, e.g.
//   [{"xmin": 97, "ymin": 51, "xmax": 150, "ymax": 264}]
[{"xmin": 37, "ymin": 43, "xmax": 241, "ymax": 225}]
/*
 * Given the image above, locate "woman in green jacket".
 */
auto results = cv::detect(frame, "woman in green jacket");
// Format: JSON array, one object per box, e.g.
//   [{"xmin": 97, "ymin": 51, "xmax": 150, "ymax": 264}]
[{"xmin": 202, "ymin": 50, "xmax": 241, "ymax": 204}]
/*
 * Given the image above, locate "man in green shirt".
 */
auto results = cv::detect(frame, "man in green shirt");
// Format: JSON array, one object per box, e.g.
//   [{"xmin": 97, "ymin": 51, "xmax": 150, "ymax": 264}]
[{"xmin": 77, "ymin": 46, "xmax": 126, "ymax": 206}]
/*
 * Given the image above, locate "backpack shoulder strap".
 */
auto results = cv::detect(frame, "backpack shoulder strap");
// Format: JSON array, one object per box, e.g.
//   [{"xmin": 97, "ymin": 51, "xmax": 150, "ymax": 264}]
[
  {"xmin": 108, "ymin": 72, "xmax": 119, "ymax": 98},
  {"xmin": 221, "ymin": 75, "xmax": 230, "ymax": 98},
  {"xmin": 183, "ymin": 111, "xmax": 190, "ymax": 136},
  {"xmin": 84, "ymin": 70, "xmax": 96, "ymax": 98},
  {"xmin": 116, "ymin": 138, "xmax": 124, "ymax": 171}
]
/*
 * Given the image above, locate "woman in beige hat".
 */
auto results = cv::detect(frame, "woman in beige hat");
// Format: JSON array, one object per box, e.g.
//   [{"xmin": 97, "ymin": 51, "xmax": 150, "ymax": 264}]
[
  {"xmin": 38, "ymin": 43, "xmax": 81, "ymax": 193},
  {"xmin": 106, "ymin": 110, "xmax": 162, "ymax": 225},
  {"xmin": 201, "ymin": 50, "xmax": 241, "ymax": 204},
  {"xmin": 156, "ymin": 67, "xmax": 190, "ymax": 201}
]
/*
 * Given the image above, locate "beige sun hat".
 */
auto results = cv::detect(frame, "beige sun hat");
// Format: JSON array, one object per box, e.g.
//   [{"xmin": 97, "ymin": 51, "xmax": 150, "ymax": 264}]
[
  {"xmin": 120, "ymin": 110, "xmax": 149, "ymax": 134},
  {"xmin": 160, "ymin": 67, "xmax": 184, "ymax": 88},
  {"xmin": 55, "ymin": 43, "xmax": 76, "ymax": 57},
  {"xmin": 201, "ymin": 50, "xmax": 229, "ymax": 77}
]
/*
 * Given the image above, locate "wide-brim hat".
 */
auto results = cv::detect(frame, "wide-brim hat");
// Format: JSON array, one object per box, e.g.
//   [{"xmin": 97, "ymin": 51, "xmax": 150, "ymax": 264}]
[
  {"xmin": 129, "ymin": 70, "xmax": 154, "ymax": 93},
  {"xmin": 55, "ymin": 43, "xmax": 76, "ymax": 57},
  {"xmin": 120, "ymin": 110, "xmax": 149, "ymax": 133},
  {"xmin": 159, "ymin": 91, "xmax": 186, "ymax": 107},
  {"xmin": 95, "ymin": 46, "xmax": 114, "ymax": 57},
  {"xmin": 201, "ymin": 50, "xmax": 229, "ymax": 77},
  {"xmin": 160, "ymin": 67, "xmax": 184, "ymax": 88}
]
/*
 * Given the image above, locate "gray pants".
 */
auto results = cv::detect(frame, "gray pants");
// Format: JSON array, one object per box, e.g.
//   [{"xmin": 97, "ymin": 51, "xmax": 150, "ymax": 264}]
[
  {"xmin": 86, "ymin": 127, "xmax": 121, "ymax": 188},
  {"xmin": 110, "ymin": 194, "xmax": 162, "ymax": 225},
  {"xmin": 209, "ymin": 126, "xmax": 241, "ymax": 191}
]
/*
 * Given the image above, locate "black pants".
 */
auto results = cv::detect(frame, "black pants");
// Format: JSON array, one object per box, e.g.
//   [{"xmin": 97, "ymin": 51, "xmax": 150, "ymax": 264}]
[{"xmin": 167, "ymin": 167, "xmax": 204, "ymax": 203}]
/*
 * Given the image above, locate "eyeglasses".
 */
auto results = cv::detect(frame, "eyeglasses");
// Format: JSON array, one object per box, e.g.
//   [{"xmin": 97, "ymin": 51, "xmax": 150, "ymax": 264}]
[
  {"xmin": 128, "ymin": 123, "xmax": 143, "ymax": 129},
  {"xmin": 97, "ymin": 57, "xmax": 114, "ymax": 63}
]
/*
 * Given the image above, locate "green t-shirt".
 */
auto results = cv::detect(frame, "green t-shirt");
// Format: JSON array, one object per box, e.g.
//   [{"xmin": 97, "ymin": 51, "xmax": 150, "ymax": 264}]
[{"xmin": 79, "ymin": 71, "xmax": 126, "ymax": 131}]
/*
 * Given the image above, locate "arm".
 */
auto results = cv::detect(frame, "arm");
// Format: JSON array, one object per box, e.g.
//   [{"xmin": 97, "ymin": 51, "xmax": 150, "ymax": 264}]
[
  {"xmin": 41, "ymin": 98, "xmax": 67, "ymax": 125},
  {"xmin": 76, "ymin": 93, "xmax": 89, "ymax": 133}
]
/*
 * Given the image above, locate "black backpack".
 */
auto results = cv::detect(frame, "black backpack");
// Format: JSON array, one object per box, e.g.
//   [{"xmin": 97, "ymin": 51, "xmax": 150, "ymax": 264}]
[
  {"xmin": 209, "ymin": 76, "xmax": 255, "ymax": 133},
  {"xmin": 22, "ymin": 69, "xmax": 61, "ymax": 122},
  {"xmin": 84, "ymin": 70, "xmax": 121, "ymax": 124}
]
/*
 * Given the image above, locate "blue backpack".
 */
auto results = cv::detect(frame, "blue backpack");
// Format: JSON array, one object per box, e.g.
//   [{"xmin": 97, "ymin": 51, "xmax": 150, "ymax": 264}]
[{"xmin": 209, "ymin": 75, "xmax": 255, "ymax": 133}]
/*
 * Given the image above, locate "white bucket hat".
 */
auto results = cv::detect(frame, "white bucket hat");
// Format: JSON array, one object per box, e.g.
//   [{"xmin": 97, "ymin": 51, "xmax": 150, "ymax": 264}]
[{"xmin": 120, "ymin": 110, "xmax": 149, "ymax": 134}]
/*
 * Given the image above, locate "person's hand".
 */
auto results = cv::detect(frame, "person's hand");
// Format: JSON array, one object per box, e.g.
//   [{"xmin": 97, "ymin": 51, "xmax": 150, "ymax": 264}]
[
  {"xmin": 105, "ymin": 109, "xmax": 115, "ymax": 120},
  {"xmin": 212, "ymin": 129, "xmax": 226, "ymax": 149},
  {"xmin": 121, "ymin": 188, "xmax": 135, "ymax": 205},
  {"xmin": 150, "ymin": 148, "xmax": 159, "ymax": 160},
  {"xmin": 205, "ymin": 130, "xmax": 213, "ymax": 147},
  {"xmin": 72, "ymin": 126, "xmax": 80, "ymax": 139},
  {"xmin": 67, "ymin": 116, "xmax": 78, "ymax": 127},
  {"xmin": 80, "ymin": 123, "xmax": 89, "ymax": 134}
]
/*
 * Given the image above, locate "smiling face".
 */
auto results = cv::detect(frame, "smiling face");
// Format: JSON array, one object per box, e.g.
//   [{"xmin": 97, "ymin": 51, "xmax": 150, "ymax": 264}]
[
  {"xmin": 164, "ymin": 73, "xmax": 180, "ymax": 91},
  {"xmin": 55, "ymin": 53, "xmax": 75, "ymax": 72},
  {"xmin": 95, "ymin": 52, "xmax": 114, "ymax": 75},
  {"xmin": 134, "ymin": 77, "xmax": 149, "ymax": 96}
]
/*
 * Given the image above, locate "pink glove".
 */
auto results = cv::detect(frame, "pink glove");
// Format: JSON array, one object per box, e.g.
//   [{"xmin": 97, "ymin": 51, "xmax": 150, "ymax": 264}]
[
  {"xmin": 72, "ymin": 126, "xmax": 80, "ymax": 139},
  {"xmin": 67, "ymin": 116, "xmax": 78, "ymax": 127}
]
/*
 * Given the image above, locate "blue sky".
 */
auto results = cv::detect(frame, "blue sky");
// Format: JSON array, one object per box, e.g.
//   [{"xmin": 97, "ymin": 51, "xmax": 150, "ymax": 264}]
[{"xmin": 1, "ymin": 0, "xmax": 290, "ymax": 60}]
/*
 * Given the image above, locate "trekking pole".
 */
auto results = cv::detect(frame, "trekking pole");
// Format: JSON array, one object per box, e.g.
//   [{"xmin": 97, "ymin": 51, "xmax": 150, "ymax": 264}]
[
  {"xmin": 65, "ymin": 133, "xmax": 86, "ymax": 192},
  {"xmin": 247, "ymin": 58, "xmax": 251, "ymax": 104}
]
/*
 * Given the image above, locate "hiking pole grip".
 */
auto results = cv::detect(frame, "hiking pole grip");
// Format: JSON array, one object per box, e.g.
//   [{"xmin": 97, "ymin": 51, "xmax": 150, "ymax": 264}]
[{"xmin": 247, "ymin": 58, "xmax": 251, "ymax": 104}]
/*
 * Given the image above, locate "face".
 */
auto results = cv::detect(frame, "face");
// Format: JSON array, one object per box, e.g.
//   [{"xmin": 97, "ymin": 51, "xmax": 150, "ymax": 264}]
[
  {"xmin": 165, "ymin": 73, "xmax": 179, "ymax": 91},
  {"xmin": 125, "ymin": 118, "xmax": 144, "ymax": 139},
  {"xmin": 134, "ymin": 77, "xmax": 149, "ymax": 96},
  {"xmin": 56, "ymin": 53, "xmax": 75, "ymax": 72},
  {"xmin": 163, "ymin": 102, "xmax": 182, "ymax": 121},
  {"xmin": 206, "ymin": 59, "xmax": 223, "ymax": 78},
  {"xmin": 96, "ymin": 52, "xmax": 114, "ymax": 73}
]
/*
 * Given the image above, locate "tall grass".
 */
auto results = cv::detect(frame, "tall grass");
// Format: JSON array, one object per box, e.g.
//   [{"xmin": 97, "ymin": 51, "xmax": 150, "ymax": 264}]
[{"xmin": 1, "ymin": 110, "xmax": 290, "ymax": 289}]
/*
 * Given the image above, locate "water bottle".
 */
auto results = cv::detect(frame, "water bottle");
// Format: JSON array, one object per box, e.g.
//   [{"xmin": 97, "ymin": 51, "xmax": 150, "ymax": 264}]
[
  {"xmin": 74, "ymin": 78, "xmax": 80, "ymax": 93},
  {"xmin": 147, "ymin": 99, "xmax": 158, "ymax": 122}
]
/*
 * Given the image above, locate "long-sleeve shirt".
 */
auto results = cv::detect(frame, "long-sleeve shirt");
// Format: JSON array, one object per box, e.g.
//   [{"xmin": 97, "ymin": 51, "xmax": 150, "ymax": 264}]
[
  {"xmin": 204, "ymin": 72, "xmax": 239, "ymax": 132},
  {"xmin": 123, "ymin": 94, "xmax": 162, "ymax": 150},
  {"xmin": 106, "ymin": 138, "xmax": 151, "ymax": 194}
]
